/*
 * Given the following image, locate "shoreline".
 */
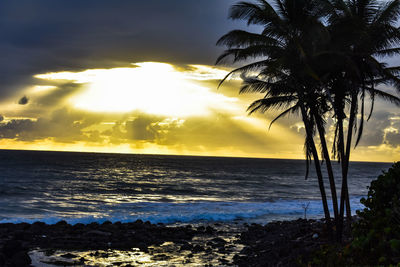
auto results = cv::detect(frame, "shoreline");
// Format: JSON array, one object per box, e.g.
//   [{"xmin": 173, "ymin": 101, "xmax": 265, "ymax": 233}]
[{"xmin": 0, "ymin": 218, "xmax": 333, "ymax": 266}]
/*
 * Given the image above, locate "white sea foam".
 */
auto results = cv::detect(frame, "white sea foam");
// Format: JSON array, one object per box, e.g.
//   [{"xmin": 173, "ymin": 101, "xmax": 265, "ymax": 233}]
[{"xmin": 0, "ymin": 197, "xmax": 365, "ymax": 225}]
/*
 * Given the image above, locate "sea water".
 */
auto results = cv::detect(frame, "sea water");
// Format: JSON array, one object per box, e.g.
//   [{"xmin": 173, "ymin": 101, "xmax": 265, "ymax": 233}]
[{"xmin": 0, "ymin": 149, "xmax": 392, "ymax": 225}]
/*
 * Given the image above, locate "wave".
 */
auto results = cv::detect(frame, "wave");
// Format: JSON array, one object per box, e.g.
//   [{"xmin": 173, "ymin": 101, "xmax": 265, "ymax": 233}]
[{"xmin": 0, "ymin": 197, "xmax": 366, "ymax": 225}]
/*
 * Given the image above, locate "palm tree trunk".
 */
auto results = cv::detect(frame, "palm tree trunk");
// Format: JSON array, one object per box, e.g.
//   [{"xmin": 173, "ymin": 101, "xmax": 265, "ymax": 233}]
[
  {"xmin": 313, "ymin": 112, "xmax": 339, "ymax": 222},
  {"xmin": 300, "ymin": 105, "xmax": 331, "ymax": 224},
  {"xmin": 337, "ymin": 115, "xmax": 347, "ymax": 241},
  {"xmin": 343, "ymin": 94, "xmax": 358, "ymax": 222}
]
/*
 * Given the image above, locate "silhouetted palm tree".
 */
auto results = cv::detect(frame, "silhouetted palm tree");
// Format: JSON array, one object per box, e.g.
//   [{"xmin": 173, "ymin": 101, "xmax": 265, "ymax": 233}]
[
  {"xmin": 321, "ymin": 0, "xmax": 400, "ymax": 238},
  {"xmin": 217, "ymin": 0, "xmax": 400, "ymax": 240},
  {"xmin": 216, "ymin": 0, "xmax": 334, "ymax": 224}
]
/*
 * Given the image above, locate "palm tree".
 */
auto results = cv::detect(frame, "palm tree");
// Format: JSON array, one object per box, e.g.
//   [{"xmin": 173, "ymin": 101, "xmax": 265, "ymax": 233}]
[
  {"xmin": 216, "ymin": 0, "xmax": 335, "ymax": 224},
  {"xmin": 321, "ymin": 0, "xmax": 400, "ymax": 238},
  {"xmin": 217, "ymin": 0, "xmax": 400, "ymax": 240}
]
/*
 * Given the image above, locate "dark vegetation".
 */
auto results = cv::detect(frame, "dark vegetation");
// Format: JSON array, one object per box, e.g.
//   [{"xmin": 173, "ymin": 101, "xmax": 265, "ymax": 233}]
[
  {"xmin": 217, "ymin": 0, "xmax": 400, "ymax": 240},
  {"xmin": 309, "ymin": 162, "xmax": 400, "ymax": 266}
]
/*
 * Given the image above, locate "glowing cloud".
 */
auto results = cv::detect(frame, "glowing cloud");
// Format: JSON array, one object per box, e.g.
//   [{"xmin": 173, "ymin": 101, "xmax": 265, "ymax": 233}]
[{"xmin": 35, "ymin": 62, "xmax": 239, "ymax": 117}]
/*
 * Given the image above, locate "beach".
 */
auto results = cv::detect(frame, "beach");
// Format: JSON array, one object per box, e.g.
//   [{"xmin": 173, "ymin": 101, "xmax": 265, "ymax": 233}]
[{"xmin": 0, "ymin": 218, "xmax": 339, "ymax": 266}]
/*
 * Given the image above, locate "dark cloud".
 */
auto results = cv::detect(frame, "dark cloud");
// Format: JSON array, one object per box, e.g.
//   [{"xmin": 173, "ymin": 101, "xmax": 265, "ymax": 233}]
[
  {"xmin": 0, "ymin": 107, "xmax": 275, "ymax": 153},
  {"xmin": 358, "ymin": 111, "xmax": 393, "ymax": 147},
  {"xmin": 125, "ymin": 116, "xmax": 160, "ymax": 141},
  {"xmin": 0, "ymin": 0, "xmax": 248, "ymax": 99},
  {"xmin": 157, "ymin": 114, "xmax": 271, "ymax": 150},
  {"xmin": 101, "ymin": 112, "xmax": 274, "ymax": 152},
  {"xmin": 0, "ymin": 119, "xmax": 35, "ymax": 139},
  {"xmin": 0, "ymin": 108, "xmax": 104, "ymax": 142},
  {"xmin": 18, "ymin": 95, "xmax": 28, "ymax": 105},
  {"xmin": 385, "ymin": 131, "xmax": 400, "ymax": 147}
]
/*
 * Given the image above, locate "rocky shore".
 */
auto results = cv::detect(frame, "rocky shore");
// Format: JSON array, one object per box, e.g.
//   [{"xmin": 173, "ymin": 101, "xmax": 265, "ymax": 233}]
[{"xmin": 0, "ymin": 218, "xmax": 335, "ymax": 266}]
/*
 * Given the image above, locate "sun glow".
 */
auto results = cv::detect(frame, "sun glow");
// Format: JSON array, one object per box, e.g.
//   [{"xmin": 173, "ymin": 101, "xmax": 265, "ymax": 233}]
[{"xmin": 35, "ymin": 62, "xmax": 238, "ymax": 117}]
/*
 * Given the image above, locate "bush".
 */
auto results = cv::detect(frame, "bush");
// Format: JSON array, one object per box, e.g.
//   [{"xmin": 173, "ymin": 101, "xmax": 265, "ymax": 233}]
[
  {"xmin": 349, "ymin": 161, "xmax": 400, "ymax": 265},
  {"xmin": 306, "ymin": 162, "xmax": 400, "ymax": 266}
]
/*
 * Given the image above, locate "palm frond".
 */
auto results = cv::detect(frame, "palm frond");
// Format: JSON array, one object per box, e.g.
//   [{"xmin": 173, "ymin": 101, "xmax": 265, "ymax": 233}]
[
  {"xmin": 268, "ymin": 103, "xmax": 300, "ymax": 129},
  {"xmin": 217, "ymin": 59, "xmax": 272, "ymax": 88},
  {"xmin": 216, "ymin": 30, "xmax": 281, "ymax": 48},
  {"xmin": 215, "ymin": 45, "xmax": 277, "ymax": 64},
  {"xmin": 374, "ymin": 47, "xmax": 400, "ymax": 57},
  {"xmin": 365, "ymin": 87, "xmax": 400, "ymax": 106},
  {"xmin": 247, "ymin": 95, "xmax": 298, "ymax": 115},
  {"xmin": 229, "ymin": 0, "xmax": 281, "ymax": 26},
  {"xmin": 374, "ymin": 0, "xmax": 400, "ymax": 25}
]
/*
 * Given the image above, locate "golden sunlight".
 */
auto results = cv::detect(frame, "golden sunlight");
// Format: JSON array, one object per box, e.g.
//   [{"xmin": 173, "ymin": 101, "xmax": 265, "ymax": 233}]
[{"xmin": 35, "ymin": 62, "xmax": 239, "ymax": 117}]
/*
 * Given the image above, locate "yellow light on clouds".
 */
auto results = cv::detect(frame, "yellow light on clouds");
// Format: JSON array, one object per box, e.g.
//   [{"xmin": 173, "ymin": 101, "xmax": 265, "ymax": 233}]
[{"xmin": 35, "ymin": 62, "xmax": 239, "ymax": 117}]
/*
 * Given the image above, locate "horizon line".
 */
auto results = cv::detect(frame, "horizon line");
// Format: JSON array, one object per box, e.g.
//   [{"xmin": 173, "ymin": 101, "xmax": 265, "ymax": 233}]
[{"xmin": 0, "ymin": 148, "xmax": 393, "ymax": 164}]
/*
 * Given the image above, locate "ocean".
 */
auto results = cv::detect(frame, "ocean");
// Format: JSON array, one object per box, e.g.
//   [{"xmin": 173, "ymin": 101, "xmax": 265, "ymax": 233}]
[{"xmin": 0, "ymin": 149, "xmax": 392, "ymax": 225}]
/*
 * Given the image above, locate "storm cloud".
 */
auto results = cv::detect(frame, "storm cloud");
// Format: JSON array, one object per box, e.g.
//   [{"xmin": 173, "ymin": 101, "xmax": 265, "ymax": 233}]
[{"xmin": 0, "ymin": 0, "xmax": 245, "ymax": 99}]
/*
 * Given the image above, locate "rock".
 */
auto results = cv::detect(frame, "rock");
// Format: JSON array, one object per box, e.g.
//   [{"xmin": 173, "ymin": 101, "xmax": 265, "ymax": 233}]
[
  {"xmin": 205, "ymin": 226, "xmax": 215, "ymax": 234},
  {"xmin": 55, "ymin": 220, "xmax": 68, "ymax": 226},
  {"xmin": 16, "ymin": 223, "xmax": 30, "ymax": 230},
  {"xmin": 88, "ymin": 222, "xmax": 100, "ymax": 229},
  {"xmin": 193, "ymin": 244, "xmax": 204, "ymax": 252},
  {"xmin": 10, "ymin": 250, "xmax": 31, "ymax": 266},
  {"xmin": 180, "ymin": 243, "xmax": 192, "ymax": 251},
  {"xmin": 211, "ymin": 237, "xmax": 226, "ymax": 244},
  {"xmin": 61, "ymin": 252, "xmax": 78, "ymax": 259},
  {"xmin": 197, "ymin": 226, "xmax": 205, "ymax": 232},
  {"xmin": 30, "ymin": 222, "xmax": 46, "ymax": 234},
  {"xmin": 73, "ymin": 223, "xmax": 85, "ymax": 229},
  {"xmin": 3, "ymin": 240, "xmax": 23, "ymax": 256},
  {"xmin": 86, "ymin": 230, "xmax": 112, "ymax": 236},
  {"xmin": 151, "ymin": 254, "xmax": 170, "ymax": 261},
  {"xmin": 0, "ymin": 252, "xmax": 5, "ymax": 266}
]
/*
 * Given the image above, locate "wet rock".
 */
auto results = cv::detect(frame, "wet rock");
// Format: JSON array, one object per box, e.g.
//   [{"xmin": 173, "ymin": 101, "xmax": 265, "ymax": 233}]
[
  {"xmin": 55, "ymin": 220, "xmax": 68, "ymax": 227},
  {"xmin": 0, "ymin": 253, "xmax": 5, "ymax": 266},
  {"xmin": 16, "ymin": 223, "xmax": 30, "ymax": 231},
  {"xmin": 212, "ymin": 237, "xmax": 226, "ymax": 244},
  {"xmin": 61, "ymin": 252, "xmax": 78, "ymax": 259},
  {"xmin": 234, "ymin": 219, "xmax": 332, "ymax": 267},
  {"xmin": 193, "ymin": 244, "xmax": 205, "ymax": 253},
  {"xmin": 219, "ymin": 258, "xmax": 229, "ymax": 264},
  {"xmin": 151, "ymin": 253, "xmax": 170, "ymax": 261},
  {"xmin": 180, "ymin": 242, "xmax": 192, "ymax": 251},
  {"xmin": 88, "ymin": 222, "xmax": 100, "ymax": 229},
  {"xmin": 30, "ymin": 221, "xmax": 46, "ymax": 234},
  {"xmin": 205, "ymin": 226, "xmax": 215, "ymax": 234},
  {"xmin": 10, "ymin": 250, "xmax": 31, "ymax": 266},
  {"xmin": 3, "ymin": 240, "xmax": 23, "ymax": 256},
  {"xmin": 85, "ymin": 230, "xmax": 112, "ymax": 237},
  {"xmin": 196, "ymin": 226, "xmax": 205, "ymax": 232}
]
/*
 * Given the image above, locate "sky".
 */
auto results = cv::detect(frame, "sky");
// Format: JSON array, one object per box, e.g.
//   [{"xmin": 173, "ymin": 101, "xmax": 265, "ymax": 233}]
[{"xmin": 0, "ymin": 0, "xmax": 399, "ymax": 162}]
